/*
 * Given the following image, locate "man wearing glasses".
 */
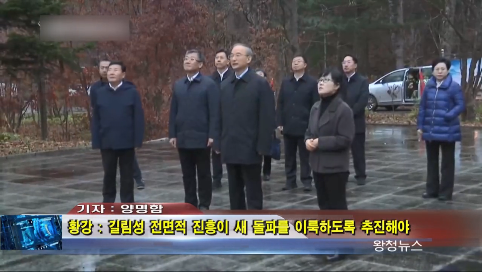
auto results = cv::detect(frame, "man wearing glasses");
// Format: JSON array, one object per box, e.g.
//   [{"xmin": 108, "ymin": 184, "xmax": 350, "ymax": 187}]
[
  {"xmin": 341, "ymin": 55, "xmax": 369, "ymax": 185},
  {"xmin": 168, "ymin": 49, "xmax": 221, "ymax": 210},
  {"xmin": 219, "ymin": 43, "xmax": 275, "ymax": 210}
]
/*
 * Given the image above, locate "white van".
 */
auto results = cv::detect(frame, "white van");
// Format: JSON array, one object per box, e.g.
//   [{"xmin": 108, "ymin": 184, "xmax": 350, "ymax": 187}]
[{"xmin": 367, "ymin": 66, "xmax": 432, "ymax": 111}]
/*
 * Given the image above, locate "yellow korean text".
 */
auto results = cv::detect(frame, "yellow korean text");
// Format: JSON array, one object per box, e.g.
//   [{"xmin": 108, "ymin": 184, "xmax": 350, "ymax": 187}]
[
  {"xmin": 360, "ymin": 219, "xmax": 411, "ymax": 235},
  {"xmin": 150, "ymin": 220, "xmax": 187, "ymax": 235},
  {"xmin": 192, "ymin": 219, "xmax": 229, "ymax": 235},
  {"xmin": 294, "ymin": 219, "xmax": 356, "ymax": 235},
  {"xmin": 68, "ymin": 219, "xmax": 94, "ymax": 236},
  {"xmin": 108, "ymin": 219, "xmax": 145, "ymax": 235},
  {"xmin": 251, "ymin": 219, "xmax": 290, "ymax": 235}
]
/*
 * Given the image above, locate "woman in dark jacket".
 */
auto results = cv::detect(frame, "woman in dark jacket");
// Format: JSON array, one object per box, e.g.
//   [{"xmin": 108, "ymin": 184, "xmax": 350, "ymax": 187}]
[
  {"xmin": 305, "ymin": 67, "xmax": 354, "ymax": 209},
  {"xmin": 305, "ymin": 67, "xmax": 354, "ymax": 261},
  {"xmin": 256, "ymin": 69, "xmax": 276, "ymax": 181},
  {"xmin": 417, "ymin": 57, "xmax": 465, "ymax": 201}
]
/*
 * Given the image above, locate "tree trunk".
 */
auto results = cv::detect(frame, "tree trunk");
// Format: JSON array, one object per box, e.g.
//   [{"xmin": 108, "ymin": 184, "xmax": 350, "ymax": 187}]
[
  {"xmin": 279, "ymin": 0, "xmax": 300, "ymax": 73},
  {"xmin": 388, "ymin": 0, "xmax": 404, "ymax": 68},
  {"xmin": 441, "ymin": 0, "xmax": 456, "ymax": 58},
  {"xmin": 37, "ymin": 70, "xmax": 48, "ymax": 140}
]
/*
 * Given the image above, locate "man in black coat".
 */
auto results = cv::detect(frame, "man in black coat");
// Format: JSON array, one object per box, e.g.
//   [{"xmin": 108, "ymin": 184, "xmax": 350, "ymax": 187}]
[
  {"xmin": 277, "ymin": 55, "xmax": 319, "ymax": 191},
  {"xmin": 210, "ymin": 49, "xmax": 233, "ymax": 190},
  {"xmin": 168, "ymin": 49, "xmax": 220, "ymax": 210},
  {"xmin": 91, "ymin": 61, "xmax": 145, "ymax": 203},
  {"xmin": 342, "ymin": 55, "xmax": 369, "ymax": 185},
  {"xmin": 89, "ymin": 59, "xmax": 145, "ymax": 190},
  {"xmin": 220, "ymin": 43, "xmax": 275, "ymax": 210}
]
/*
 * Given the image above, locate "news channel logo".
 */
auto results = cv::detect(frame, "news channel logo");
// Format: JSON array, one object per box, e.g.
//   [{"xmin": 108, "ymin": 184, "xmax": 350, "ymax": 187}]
[{"xmin": 0, "ymin": 215, "xmax": 62, "ymax": 250}]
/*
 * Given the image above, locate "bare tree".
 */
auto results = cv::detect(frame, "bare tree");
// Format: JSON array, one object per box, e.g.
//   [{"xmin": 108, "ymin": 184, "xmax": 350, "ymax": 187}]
[{"xmin": 388, "ymin": 0, "xmax": 405, "ymax": 68}]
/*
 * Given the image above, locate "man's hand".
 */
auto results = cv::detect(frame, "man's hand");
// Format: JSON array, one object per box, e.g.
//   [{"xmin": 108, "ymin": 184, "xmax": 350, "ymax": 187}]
[
  {"xmin": 278, "ymin": 126, "xmax": 283, "ymax": 132},
  {"xmin": 312, "ymin": 138, "xmax": 319, "ymax": 147},
  {"xmin": 169, "ymin": 138, "xmax": 177, "ymax": 148},
  {"xmin": 207, "ymin": 138, "xmax": 213, "ymax": 147},
  {"xmin": 417, "ymin": 129, "xmax": 423, "ymax": 142},
  {"xmin": 214, "ymin": 150, "xmax": 220, "ymax": 154},
  {"xmin": 306, "ymin": 139, "xmax": 316, "ymax": 151}
]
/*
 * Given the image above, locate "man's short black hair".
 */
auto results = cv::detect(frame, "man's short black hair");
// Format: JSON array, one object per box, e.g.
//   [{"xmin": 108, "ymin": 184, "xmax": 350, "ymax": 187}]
[
  {"xmin": 215, "ymin": 49, "xmax": 229, "ymax": 59},
  {"xmin": 293, "ymin": 54, "xmax": 307, "ymax": 64},
  {"xmin": 186, "ymin": 49, "xmax": 205, "ymax": 63},
  {"xmin": 343, "ymin": 54, "xmax": 358, "ymax": 64},
  {"xmin": 108, "ymin": 61, "xmax": 126, "ymax": 72},
  {"xmin": 98, "ymin": 58, "xmax": 110, "ymax": 65},
  {"xmin": 431, "ymin": 57, "xmax": 451, "ymax": 71}
]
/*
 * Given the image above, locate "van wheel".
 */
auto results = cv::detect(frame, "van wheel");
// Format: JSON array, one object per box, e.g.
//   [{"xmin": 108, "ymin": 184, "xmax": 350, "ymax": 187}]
[{"xmin": 367, "ymin": 94, "xmax": 378, "ymax": 111}]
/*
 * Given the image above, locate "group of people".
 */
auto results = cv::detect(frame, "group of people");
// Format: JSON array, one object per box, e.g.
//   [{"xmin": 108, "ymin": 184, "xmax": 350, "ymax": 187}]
[
  {"xmin": 88, "ymin": 45, "xmax": 465, "ymax": 261},
  {"xmin": 88, "ymin": 45, "xmax": 465, "ymax": 220},
  {"xmin": 166, "ymin": 44, "xmax": 372, "ymax": 212}
]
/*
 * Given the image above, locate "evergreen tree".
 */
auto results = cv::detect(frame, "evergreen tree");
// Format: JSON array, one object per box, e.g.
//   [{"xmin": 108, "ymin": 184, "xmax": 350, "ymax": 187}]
[{"xmin": 0, "ymin": 0, "xmax": 90, "ymax": 140}]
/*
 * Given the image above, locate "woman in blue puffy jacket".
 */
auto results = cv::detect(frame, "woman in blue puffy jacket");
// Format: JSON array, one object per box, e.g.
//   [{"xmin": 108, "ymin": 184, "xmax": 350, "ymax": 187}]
[{"xmin": 417, "ymin": 57, "xmax": 465, "ymax": 201}]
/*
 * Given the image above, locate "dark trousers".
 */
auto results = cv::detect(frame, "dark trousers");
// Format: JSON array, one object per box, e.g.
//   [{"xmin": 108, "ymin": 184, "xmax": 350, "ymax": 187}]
[
  {"xmin": 133, "ymin": 156, "xmax": 143, "ymax": 184},
  {"xmin": 313, "ymin": 172, "xmax": 349, "ymax": 210},
  {"xmin": 263, "ymin": 156, "xmax": 272, "ymax": 176},
  {"xmin": 226, "ymin": 163, "xmax": 263, "ymax": 210},
  {"xmin": 283, "ymin": 134, "xmax": 312, "ymax": 187},
  {"xmin": 425, "ymin": 141, "xmax": 455, "ymax": 198},
  {"xmin": 178, "ymin": 148, "xmax": 212, "ymax": 209},
  {"xmin": 351, "ymin": 133, "xmax": 366, "ymax": 180},
  {"xmin": 101, "ymin": 148, "xmax": 135, "ymax": 203},
  {"xmin": 211, "ymin": 150, "xmax": 223, "ymax": 183}
]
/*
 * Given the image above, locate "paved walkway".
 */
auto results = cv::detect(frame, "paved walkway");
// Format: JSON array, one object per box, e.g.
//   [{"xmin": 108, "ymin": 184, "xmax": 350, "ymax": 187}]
[{"xmin": 1, "ymin": 125, "xmax": 482, "ymax": 271}]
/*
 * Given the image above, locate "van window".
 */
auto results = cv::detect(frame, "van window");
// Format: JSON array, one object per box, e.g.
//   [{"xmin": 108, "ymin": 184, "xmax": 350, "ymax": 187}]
[
  {"xmin": 381, "ymin": 70, "xmax": 405, "ymax": 84},
  {"xmin": 422, "ymin": 67, "xmax": 432, "ymax": 80}
]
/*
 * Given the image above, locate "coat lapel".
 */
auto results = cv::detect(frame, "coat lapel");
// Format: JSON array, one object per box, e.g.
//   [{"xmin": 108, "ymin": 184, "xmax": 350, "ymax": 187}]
[{"xmin": 318, "ymin": 96, "xmax": 342, "ymax": 129}]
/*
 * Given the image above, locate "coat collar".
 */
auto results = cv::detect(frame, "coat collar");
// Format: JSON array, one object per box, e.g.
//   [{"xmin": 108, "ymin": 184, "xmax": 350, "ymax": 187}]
[
  {"xmin": 230, "ymin": 68, "xmax": 254, "ymax": 83},
  {"xmin": 313, "ymin": 94, "xmax": 343, "ymax": 128},
  {"xmin": 344, "ymin": 72, "xmax": 359, "ymax": 82},
  {"xmin": 212, "ymin": 68, "xmax": 233, "ymax": 80},
  {"xmin": 426, "ymin": 74, "xmax": 453, "ymax": 89},
  {"xmin": 290, "ymin": 72, "xmax": 307, "ymax": 82},
  {"xmin": 184, "ymin": 73, "xmax": 203, "ymax": 84}
]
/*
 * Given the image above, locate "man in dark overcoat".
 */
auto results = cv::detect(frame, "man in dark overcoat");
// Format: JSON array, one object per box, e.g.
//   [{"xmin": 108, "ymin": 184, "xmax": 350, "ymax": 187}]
[{"xmin": 219, "ymin": 43, "xmax": 275, "ymax": 210}]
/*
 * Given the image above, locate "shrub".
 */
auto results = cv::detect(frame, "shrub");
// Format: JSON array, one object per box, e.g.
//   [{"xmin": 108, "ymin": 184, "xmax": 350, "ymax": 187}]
[{"xmin": 0, "ymin": 132, "xmax": 20, "ymax": 143}]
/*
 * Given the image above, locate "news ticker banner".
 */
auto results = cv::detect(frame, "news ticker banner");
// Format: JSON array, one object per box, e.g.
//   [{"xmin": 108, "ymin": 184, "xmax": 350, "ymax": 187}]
[{"xmin": 1, "ymin": 203, "xmax": 481, "ymax": 254}]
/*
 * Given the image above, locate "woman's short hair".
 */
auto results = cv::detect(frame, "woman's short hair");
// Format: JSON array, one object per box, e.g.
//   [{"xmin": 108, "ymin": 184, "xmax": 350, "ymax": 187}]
[
  {"xmin": 255, "ymin": 68, "xmax": 267, "ymax": 78},
  {"xmin": 319, "ymin": 67, "xmax": 346, "ymax": 97},
  {"xmin": 319, "ymin": 67, "xmax": 344, "ymax": 87},
  {"xmin": 431, "ymin": 57, "xmax": 451, "ymax": 71}
]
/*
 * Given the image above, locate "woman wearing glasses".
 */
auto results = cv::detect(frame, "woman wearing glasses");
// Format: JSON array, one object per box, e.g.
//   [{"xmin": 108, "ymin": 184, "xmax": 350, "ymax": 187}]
[
  {"xmin": 305, "ymin": 67, "xmax": 354, "ymax": 260},
  {"xmin": 305, "ymin": 67, "xmax": 354, "ymax": 210}
]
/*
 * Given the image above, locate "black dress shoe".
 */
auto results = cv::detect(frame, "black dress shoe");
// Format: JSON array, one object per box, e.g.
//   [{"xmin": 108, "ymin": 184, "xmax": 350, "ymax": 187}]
[
  {"xmin": 422, "ymin": 193, "xmax": 438, "ymax": 199},
  {"xmin": 282, "ymin": 185, "xmax": 297, "ymax": 191},
  {"xmin": 199, "ymin": 206, "xmax": 209, "ymax": 210},
  {"xmin": 263, "ymin": 175, "xmax": 270, "ymax": 181},
  {"xmin": 303, "ymin": 186, "xmax": 312, "ymax": 192},
  {"xmin": 438, "ymin": 196, "xmax": 452, "ymax": 201},
  {"xmin": 326, "ymin": 254, "xmax": 346, "ymax": 262},
  {"xmin": 356, "ymin": 178, "xmax": 366, "ymax": 185}
]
